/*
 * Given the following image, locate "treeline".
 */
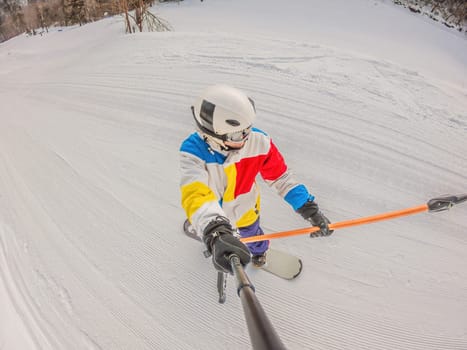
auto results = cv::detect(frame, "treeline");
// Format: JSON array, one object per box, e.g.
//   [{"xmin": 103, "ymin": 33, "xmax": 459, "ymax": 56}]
[
  {"xmin": 2, "ymin": 0, "xmax": 464, "ymax": 43},
  {"xmin": 393, "ymin": 0, "xmax": 467, "ymax": 32},
  {"xmin": 0, "ymin": 0, "xmax": 176, "ymax": 42}
]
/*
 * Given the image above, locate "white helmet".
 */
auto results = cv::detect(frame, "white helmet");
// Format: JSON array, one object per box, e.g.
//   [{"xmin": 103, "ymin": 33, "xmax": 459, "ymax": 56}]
[{"xmin": 192, "ymin": 85, "xmax": 256, "ymax": 144}]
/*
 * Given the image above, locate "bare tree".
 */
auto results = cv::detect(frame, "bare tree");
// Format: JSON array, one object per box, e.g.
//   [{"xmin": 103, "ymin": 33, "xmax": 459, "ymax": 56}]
[
  {"xmin": 121, "ymin": 0, "xmax": 171, "ymax": 33},
  {"xmin": 120, "ymin": 0, "xmax": 132, "ymax": 33},
  {"xmin": 0, "ymin": 0, "xmax": 27, "ymax": 40},
  {"xmin": 56, "ymin": 0, "xmax": 86, "ymax": 26},
  {"xmin": 22, "ymin": 0, "xmax": 53, "ymax": 34},
  {"xmin": 1, "ymin": 0, "xmax": 172, "ymax": 41},
  {"xmin": 393, "ymin": 0, "xmax": 466, "ymax": 32}
]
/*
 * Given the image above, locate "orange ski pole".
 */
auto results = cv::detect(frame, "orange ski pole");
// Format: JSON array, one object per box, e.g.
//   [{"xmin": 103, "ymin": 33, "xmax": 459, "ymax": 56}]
[{"xmin": 240, "ymin": 194, "xmax": 467, "ymax": 244}]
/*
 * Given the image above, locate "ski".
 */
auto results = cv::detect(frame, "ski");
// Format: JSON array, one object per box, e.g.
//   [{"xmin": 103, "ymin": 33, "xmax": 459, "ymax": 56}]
[
  {"xmin": 183, "ymin": 220, "xmax": 303, "ymax": 281},
  {"xmin": 257, "ymin": 248, "xmax": 302, "ymax": 280}
]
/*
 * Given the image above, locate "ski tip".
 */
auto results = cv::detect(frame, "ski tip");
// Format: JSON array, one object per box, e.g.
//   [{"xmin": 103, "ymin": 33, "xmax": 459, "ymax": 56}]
[
  {"xmin": 277, "ymin": 258, "xmax": 303, "ymax": 280},
  {"xmin": 183, "ymin": 219, "xmax": 203, "ymax": 242},
  {"xmin": 292, "ymin": 259, "xmax": 303, "ymax": 279}
]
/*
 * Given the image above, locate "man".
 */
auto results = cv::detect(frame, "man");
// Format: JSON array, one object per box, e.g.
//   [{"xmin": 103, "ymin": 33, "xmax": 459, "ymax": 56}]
[{"xmin": 180, "ymin": 84, "xmax": 332, "ymax": 274}]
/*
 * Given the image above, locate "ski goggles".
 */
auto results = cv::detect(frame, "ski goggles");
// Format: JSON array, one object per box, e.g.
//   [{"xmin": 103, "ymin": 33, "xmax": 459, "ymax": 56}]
[
  {"xmin": 192, "ymin": 106, "xmax": 252, "ymax": 143},
  {"xmin": 222, "ymin": 126, "xmax": 252, "ymax": 143}
]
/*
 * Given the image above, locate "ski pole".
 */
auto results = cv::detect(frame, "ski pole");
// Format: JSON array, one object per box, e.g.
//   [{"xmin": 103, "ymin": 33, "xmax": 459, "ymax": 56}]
[
  {"xmin": 240, "ymin": 193, "xmax": 467, "ymax": 244},
  {"xmin": 229, "ymin": 254, "xmax": 287, "ymax": 350}
]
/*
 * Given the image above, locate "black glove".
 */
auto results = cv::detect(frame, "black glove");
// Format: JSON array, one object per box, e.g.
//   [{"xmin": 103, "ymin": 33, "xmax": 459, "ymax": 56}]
[
  {"xmin": 203, "ymin": 216, "xmax": 251, "ymax": 274},
  {"xmin": 297, "ymin": 200, "xmax": 334, "ymax": 237}
]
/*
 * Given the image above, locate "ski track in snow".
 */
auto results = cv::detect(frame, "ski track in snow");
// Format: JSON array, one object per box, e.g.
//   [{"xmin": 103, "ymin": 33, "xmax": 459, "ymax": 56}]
[{"xmin": 1, "ymin": 16, "xmax": 466, "ymax": 350}]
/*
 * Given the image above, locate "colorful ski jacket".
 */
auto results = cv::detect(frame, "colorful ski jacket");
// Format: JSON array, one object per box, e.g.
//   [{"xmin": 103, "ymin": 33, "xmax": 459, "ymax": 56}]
[{"xmin": 180, "ymin": 128, "xmax": 314, "ymax": 235}]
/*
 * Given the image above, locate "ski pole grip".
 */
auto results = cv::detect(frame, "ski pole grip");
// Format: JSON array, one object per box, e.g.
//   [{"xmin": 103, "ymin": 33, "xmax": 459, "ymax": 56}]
[{"xmin": 427, "ymin": 194, "xmax": 467, "ymax": 212}]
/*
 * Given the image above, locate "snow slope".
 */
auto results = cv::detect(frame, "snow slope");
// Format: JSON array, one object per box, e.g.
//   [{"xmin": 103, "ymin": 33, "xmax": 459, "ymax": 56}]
[{"xmin": 0, "ymin": 0, "xmax": 466, "ymax": 349}]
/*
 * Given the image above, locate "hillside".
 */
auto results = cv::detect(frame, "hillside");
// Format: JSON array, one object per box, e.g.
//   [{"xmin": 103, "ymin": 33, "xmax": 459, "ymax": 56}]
[{"xmin": 1, "ymin": 0, "xmax": 466, "ymax": 349}]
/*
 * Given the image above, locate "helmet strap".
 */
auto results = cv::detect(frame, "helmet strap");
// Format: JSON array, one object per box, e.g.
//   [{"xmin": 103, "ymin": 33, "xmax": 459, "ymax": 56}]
[{"xmin": 202, "ymin": 134, "xmax": 229, "ymax": 152}]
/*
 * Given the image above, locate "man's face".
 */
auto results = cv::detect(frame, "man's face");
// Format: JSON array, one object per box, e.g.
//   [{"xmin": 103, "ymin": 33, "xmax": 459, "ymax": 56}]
[{"xmin": 224, "ymin": 140, "xmax": 246, "ymax": 150}]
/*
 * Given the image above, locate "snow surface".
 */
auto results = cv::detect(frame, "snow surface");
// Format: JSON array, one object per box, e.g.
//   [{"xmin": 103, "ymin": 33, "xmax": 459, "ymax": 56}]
[{"xmin": 0, "ymin": 0, "xmax": 466, "ymax": 349}]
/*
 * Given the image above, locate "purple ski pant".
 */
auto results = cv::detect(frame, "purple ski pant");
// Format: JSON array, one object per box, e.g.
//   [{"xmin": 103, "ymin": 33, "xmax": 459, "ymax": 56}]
[{"xmin": 238, "ymin": 219, "xmax": 269, "ymax": 256}]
